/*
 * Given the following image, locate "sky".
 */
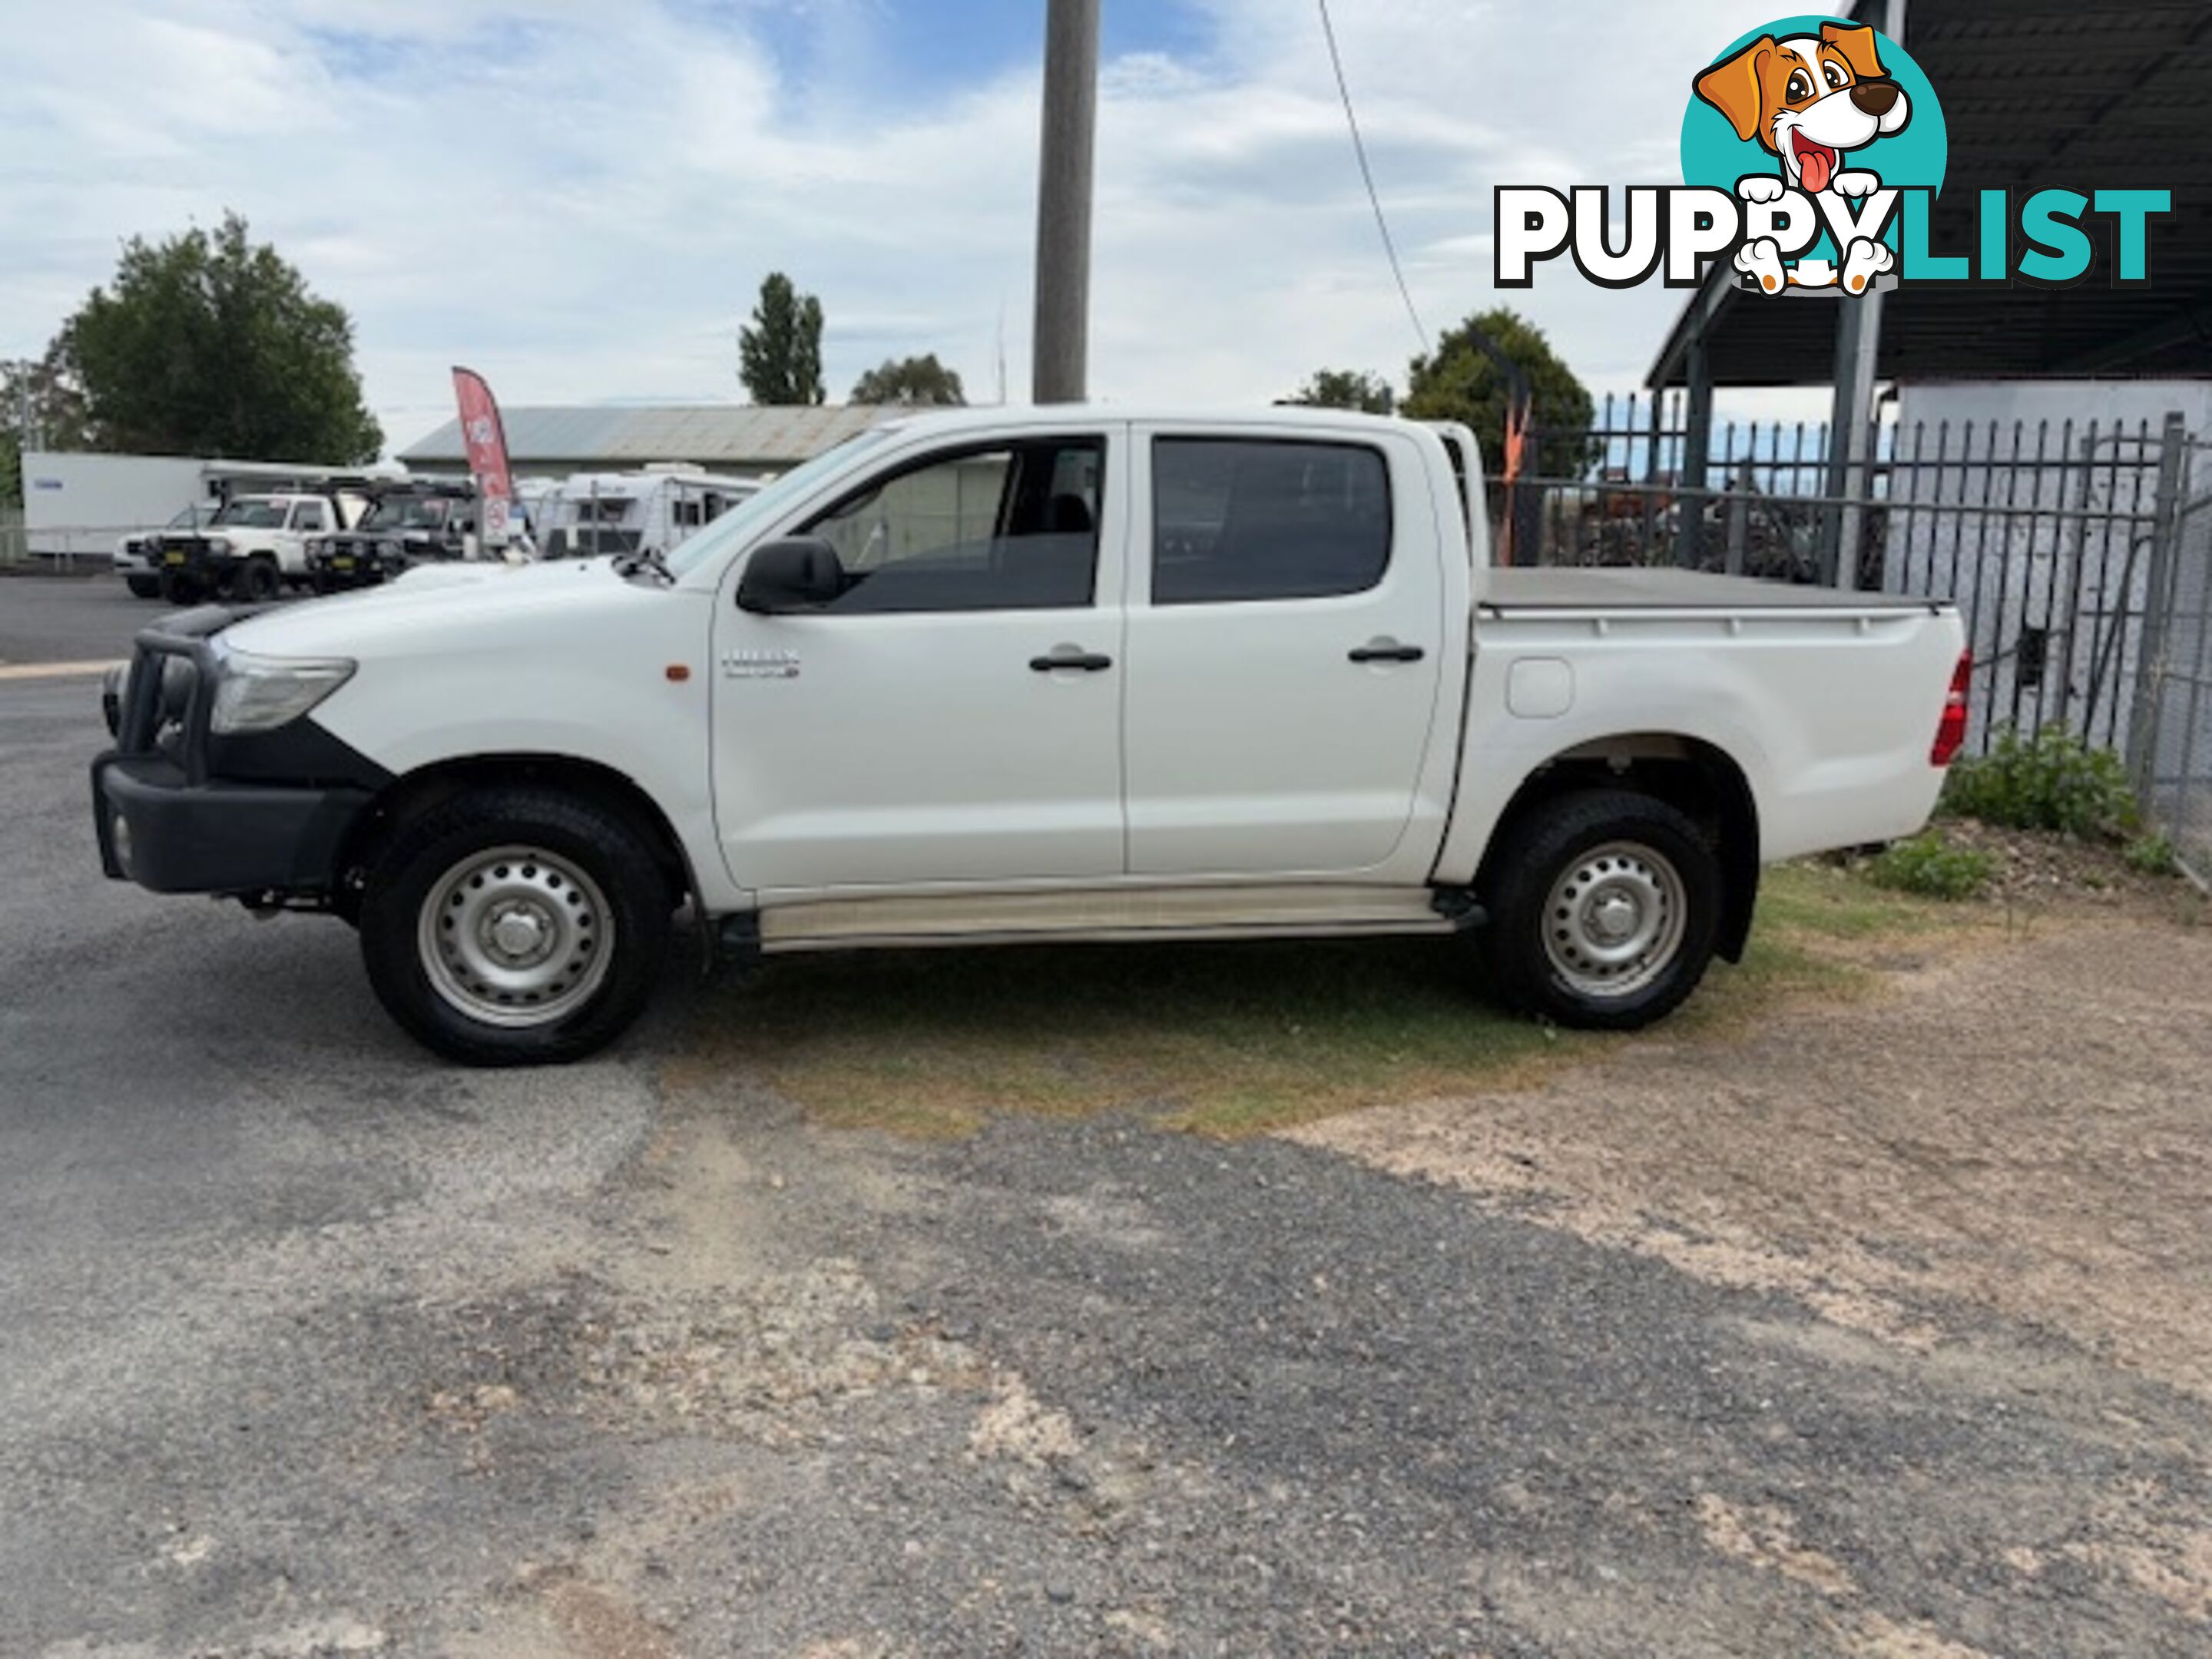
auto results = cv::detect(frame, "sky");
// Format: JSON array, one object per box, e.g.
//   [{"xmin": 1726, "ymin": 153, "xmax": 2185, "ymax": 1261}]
[{"xmin": 0, "ymin": 0, "xmax": 1826, "ymax": 455}]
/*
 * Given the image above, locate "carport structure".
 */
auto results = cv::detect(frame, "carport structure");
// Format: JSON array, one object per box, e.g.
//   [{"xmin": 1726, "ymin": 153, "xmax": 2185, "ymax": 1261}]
[
  {"xmin": 1647, "ymin": 0, "xmax": 2212, "ymax": 509},
  {"xmin": 1625, "ymin": 0, "xmax": 2212, "ymax": 870}
]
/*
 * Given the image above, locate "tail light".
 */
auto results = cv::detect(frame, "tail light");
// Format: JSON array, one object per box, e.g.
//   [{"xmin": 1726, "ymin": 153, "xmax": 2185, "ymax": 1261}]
[{"xmin": 1931, "ymin": 651, "xmax": 1971, "ymax": 767}]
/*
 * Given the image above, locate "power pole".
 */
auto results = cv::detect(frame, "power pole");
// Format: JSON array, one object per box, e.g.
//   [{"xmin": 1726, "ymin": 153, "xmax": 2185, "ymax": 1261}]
[{"xmin": 1031, "ymin": 0, "xmax": 1099, "ymax": 404}]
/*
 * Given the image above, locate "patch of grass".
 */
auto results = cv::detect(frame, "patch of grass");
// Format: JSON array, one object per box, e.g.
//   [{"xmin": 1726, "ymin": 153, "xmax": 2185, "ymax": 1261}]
[
  {"xmin": 669, "ymin": 938, "xmax": 1571, "ymax": 1141},
  {"xmin": 1756, "ymin": 859, "xmax": 1954, "ymax": 938},
  {"xmin": 1942, "ymin": 726, "xmax": 2139, "ymax": 840},
  {"xmin": 664, "ymin": 859, "xmax": 1955, "ymax": 1141},
  {"xmin": 2123, "ymin": 832, "xmax": 2183, "ymax": 878},
  {"xmin": 1864, "ymin": 830, "xmax": 1995, "ymax": 901}
]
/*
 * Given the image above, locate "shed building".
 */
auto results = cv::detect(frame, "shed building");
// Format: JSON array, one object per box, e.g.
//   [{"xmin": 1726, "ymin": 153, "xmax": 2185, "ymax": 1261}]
[{"xmin": 398, "ymin": 405, "xmax": 892, "ymax": 479}]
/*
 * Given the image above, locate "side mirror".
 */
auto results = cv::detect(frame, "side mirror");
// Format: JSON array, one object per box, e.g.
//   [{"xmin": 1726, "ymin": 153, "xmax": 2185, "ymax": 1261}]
[{"xmin": 737, "ymin": 537, "xmax": 845, "ymax": 614}]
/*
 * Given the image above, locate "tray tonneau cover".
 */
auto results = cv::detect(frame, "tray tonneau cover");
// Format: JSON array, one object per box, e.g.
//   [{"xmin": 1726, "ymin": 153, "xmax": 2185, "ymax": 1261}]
[{"xmin": 1480, "ymin": 568, "xmax": 1945, "ymax": 613}]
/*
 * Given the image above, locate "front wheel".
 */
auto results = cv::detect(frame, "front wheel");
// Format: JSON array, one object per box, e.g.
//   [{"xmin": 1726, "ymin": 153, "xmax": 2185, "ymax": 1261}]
[
  {"xmin": 237, "ymin": 556, "xmax": 281, "ymax": 602},
  {"xmin": 1476, "ymin": 788, "xmax": 1722, "ymax": 1031},
  {"xmin": 358, "ymin": 790, "xmax": 671, "ymax": 1065},
  {"xmin": 159, "ymin": 568, "xmax": 204, "ymax": 606},
  {"xmin": 125, "ymin": 575, "xmax": 162, "ymax": 599}
]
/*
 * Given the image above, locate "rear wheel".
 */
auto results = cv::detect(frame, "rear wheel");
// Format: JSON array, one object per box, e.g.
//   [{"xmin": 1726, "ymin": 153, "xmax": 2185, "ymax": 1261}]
[
  {"xmin": 1476, "ymin": 788, "xmax": 1722, "ymax": 1031},
  {"xmin": 358, "ymin": 789, "xmax": 671, "ymax": 1066}
]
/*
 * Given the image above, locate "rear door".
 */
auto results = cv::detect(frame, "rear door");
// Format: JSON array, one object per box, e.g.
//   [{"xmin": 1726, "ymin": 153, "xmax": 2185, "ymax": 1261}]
[{"xmin": 1121, "ymin": 426, "xmax": 1449, "ymax": 877}]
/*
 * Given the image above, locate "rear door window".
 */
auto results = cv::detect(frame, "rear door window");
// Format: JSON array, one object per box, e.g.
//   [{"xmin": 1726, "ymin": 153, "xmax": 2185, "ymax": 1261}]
[{"xmin": 1151, "ymin": 439, "xmax": 1391, "ymax": 604}]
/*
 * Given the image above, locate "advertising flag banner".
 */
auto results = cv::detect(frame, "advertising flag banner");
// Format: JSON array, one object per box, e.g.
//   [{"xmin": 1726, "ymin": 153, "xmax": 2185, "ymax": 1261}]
[{"xmin": 451, "ymin": 366, "xmax": 515, "ymax": 548}]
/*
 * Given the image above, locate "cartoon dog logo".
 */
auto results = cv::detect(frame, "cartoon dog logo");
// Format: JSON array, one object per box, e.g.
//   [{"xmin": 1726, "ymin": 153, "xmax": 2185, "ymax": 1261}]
[{"xmin": 1694, "ymin": 22, "xmax": 1912, "ymax": 294}]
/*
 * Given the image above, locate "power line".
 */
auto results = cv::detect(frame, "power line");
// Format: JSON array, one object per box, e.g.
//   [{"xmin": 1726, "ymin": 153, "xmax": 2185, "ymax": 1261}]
[{"xmin": 1317, "ymin": 0, "xmax": 1429, "ymax": 357}]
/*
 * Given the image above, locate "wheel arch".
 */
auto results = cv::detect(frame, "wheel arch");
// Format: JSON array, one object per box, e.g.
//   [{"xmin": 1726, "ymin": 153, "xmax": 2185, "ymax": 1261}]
[
  {"xmin": 1473, "ymin": 732, "xmax": 1762, "ymax": 964},
  {"xmin": 336, "ymin": 753, "xmax": 697, "ymax": 920}
]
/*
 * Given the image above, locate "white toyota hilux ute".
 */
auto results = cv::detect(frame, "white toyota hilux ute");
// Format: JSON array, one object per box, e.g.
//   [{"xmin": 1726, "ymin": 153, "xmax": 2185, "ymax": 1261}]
[{"xmin": 94, "ymin": 406, "xmax": 1969, "ymax": 1066}]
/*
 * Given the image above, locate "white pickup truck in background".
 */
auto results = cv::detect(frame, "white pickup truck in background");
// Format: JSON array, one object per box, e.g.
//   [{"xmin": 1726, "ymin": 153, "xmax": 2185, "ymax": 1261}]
[
  {"xmin": 94, "ymin": 407, "xmax": 1968, "ymax": 1065},
  {"xmin": 149, "ymin": 489, "xmax": 366, "ymax": 603}
]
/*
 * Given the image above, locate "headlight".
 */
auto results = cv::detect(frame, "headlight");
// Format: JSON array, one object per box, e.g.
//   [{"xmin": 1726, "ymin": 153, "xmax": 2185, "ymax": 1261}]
[
  {"xmin": 209, "ymin": 647, "xmax": 356, "ymax": 733},
  {"xmin": 207, "ymin": 536, "xmax": 233, "ymax": 555}
]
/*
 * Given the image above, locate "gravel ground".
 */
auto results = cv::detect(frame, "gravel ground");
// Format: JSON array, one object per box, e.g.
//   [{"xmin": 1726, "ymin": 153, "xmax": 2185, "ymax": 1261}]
[{"xmin": 2, "ymin": 578, "xmax": 2207, "ymax": 1657}]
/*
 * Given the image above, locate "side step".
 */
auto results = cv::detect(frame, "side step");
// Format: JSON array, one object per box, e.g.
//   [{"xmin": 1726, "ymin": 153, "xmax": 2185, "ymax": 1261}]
[{"xmin": 750, "ymin": 883, "xmax": 1482, "ymax": 955}]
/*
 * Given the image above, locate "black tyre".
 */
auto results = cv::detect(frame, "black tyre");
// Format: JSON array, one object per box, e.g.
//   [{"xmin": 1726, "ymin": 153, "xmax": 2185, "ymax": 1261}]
[
  {"xmin": 1477, "ymin": 788, "xmax": 1722, "ymax": 1031},
  {"xmin": 238, "ymin": 556, "xmax": 281, "ymax": 601},
  {"xmin": 159, "ymin": 568, "xmax": 204, "ymax": 605},
  {"xmin": 358, "ymin": 789, "xmax": 671, "ymax": 1066},
  {"xmin": 125, "ymin": 575, "xmax": 162, "ymax": 599}
]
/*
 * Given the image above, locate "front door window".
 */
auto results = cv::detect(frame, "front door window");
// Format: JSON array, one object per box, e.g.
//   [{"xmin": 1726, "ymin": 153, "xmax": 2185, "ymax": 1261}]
[{"xmin": 799, "ymin": 439, "xmax": 1103, "ymax": 614}]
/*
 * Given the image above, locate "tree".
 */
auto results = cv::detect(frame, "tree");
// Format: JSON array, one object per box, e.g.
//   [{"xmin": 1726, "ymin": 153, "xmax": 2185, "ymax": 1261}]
[
  {"xmin": 50, "ymin": 212, "xmax": 380, "ymax": 465},
  {"xmin": 1284, "ymin": 369, "xmax": 1396, "ymax": 415},
  {"xmin": 849, "ymin": 353, "xmax": 967, "ymax": 407},
  {"xmin": 2, "ymin": 349, "xmax": 91, "ymax": 507},
  {"xmin": 738, "ymin": 272, "xmax": 826, "ymax": 406},
  {"xmin": 1402, "ymin": 307, "xmax": 1594, "ymax": 478}
]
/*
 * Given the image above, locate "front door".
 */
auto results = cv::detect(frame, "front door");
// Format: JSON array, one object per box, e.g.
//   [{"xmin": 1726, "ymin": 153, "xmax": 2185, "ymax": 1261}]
[
  {"xmin": 1121, "ymin": 428, "xmax": 1446, "ymax": 876},
  {"xmin": 711, "ymin": 429, "xmax": 1125, "ymax": 895},
  {"xmin": 281, "ymin": 499, "xmax": 327, "ymax": 571}
]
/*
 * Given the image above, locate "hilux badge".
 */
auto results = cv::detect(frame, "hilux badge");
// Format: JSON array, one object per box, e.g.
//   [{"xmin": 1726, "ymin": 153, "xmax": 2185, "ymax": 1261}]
[{"xmin": 722, "ymin": 649, "xmax": 801, "ymax": 680}]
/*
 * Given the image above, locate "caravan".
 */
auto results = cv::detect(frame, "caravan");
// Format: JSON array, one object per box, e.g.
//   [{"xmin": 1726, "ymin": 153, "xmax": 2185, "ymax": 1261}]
[{"xmin": 533, "ymin": 465, "xmax": 767, "ymax": 561}]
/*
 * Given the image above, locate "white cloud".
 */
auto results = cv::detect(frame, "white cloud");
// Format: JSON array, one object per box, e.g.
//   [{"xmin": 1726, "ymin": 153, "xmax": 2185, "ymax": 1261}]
[{"xmin": 0, "ymin": 0, "xmax": 1825, "ymax": 453}]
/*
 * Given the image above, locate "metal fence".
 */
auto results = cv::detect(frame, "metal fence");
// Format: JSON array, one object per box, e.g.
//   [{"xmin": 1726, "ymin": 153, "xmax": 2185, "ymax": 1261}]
[
  {"xmin": 1493, "ymin": 393, "xmax": 2207, "ymax": 880},
  {"xmin": 2136, "ymin": 447, "xmax": 2212, "ymax": 876},
  {"xmin": 2, "ymin": 519, "xmax": 138, "ymax": 565},
  {"xmin": 2, "ymin": 518, "xmax": 158, "ymax": 571}
]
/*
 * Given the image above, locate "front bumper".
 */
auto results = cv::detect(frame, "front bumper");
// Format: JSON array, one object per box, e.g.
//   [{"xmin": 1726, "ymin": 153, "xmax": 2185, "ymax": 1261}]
[
  {"xmin": 153, "ymin": 535, "xmax": 239, "ymax": 579},
  {"xmin": 310, "ymin": 539, "xmax": 398, "ymax": 587},
  {"xmin": 91, "ymin": 611, "xmax": 386, "ymax": 898},
  {"xmin": 93, "ymin": 754, "xmax": 372, "ymax": 894}
]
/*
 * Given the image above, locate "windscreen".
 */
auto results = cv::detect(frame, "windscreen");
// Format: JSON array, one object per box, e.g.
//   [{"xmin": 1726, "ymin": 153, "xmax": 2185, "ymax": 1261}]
[
  {"xmin": 210, "ymin": 500, "xmax": 288, "ymax": 528},
  {"xmin": 663, "ymin": 431, "xmax": 896, "ymax": 578},
  {"xmin": 359, "ymin": 497, "xmax": 453, "ymax": 531}
]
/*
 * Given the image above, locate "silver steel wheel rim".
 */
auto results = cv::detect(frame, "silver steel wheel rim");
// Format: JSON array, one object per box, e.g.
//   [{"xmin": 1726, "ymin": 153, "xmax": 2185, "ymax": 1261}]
[
  {"xmin": 1541, "ymin": 840, "xmax": 1687, "ymax": 999},
  {"xmin": 417, "ymin": 845, "xmax": 614, "ymax": 1029}
]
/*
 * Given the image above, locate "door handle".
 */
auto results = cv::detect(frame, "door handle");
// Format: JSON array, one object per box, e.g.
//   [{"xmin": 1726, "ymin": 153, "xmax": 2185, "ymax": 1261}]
[
  {"xmin": 1030, "ymin": 647, "xmax": 1114, "ymax": 674},
  {"xmin": 1349, "ymin": 637, "xmax": 1426, "ymax": 664}
]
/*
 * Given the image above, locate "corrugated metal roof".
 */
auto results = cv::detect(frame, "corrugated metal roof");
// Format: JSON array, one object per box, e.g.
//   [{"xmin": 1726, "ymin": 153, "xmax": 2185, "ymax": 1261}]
[{"xmin": 399, "ymin": 404, "xmax": 893, "ymax": 466}]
